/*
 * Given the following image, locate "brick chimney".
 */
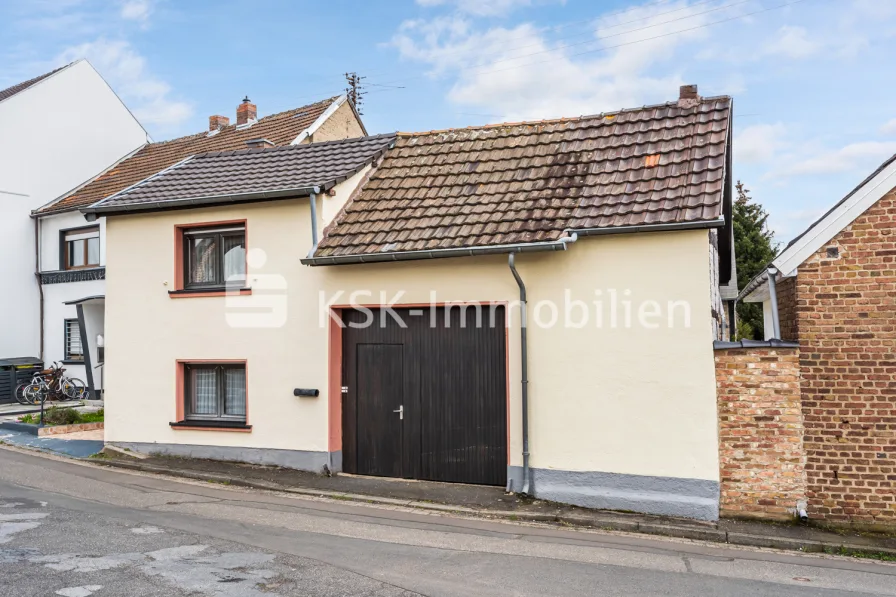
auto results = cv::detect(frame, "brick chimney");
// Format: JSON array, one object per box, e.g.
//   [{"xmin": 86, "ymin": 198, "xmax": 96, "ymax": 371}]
[
  {"xmin": 678, "ymin": 84, "xmax": 701, "ymax": 109},
  {"xmin": 236, "ymin": 96, "xmax": 257, "ymax": 125},
  {"xmin": 208, "ymin": 115, "xmax": 229, "ymax": 132}
]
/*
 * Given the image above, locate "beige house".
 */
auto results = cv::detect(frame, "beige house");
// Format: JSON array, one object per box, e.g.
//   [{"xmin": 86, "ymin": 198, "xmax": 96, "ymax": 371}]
[
  {"xmin": 34, "ymin": 93, "xmax": 364, "ymax": 399},
  {"xmin": 85, "ymin": 86, "xmax": 736, "ymax": 520}
]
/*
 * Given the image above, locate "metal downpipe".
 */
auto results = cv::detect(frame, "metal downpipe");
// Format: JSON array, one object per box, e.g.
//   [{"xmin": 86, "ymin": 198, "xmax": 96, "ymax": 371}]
[
  {"xmin": 508, "ymin": 252, "xmax": 531, "ymax": 496},
  {"xmin": 307, "ymin": 187, "xmax": 320, "ymax": 255},
  {"xmin": 766, "ymin": 267, "xmax": 781, "ymax": 339}
]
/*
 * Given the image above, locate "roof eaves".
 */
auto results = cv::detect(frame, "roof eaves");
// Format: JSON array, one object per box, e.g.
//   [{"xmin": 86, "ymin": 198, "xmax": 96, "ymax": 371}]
[
  {"xmin": 303, "ymin": 235, "xmax": 577, "ymax": 267},
  {"xmin": 82, "ymin": 185, "xmax": 322, "ymax": 218},
  {"xmin": 568, "ymin": 218, "xmax": 725, "ymax": 237}
]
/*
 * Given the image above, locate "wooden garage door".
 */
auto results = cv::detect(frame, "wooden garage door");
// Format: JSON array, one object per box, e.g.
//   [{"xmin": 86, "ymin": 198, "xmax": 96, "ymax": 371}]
[{"xmin": 342, "ymin": 306, "xmax": 507, "ymax": 486}]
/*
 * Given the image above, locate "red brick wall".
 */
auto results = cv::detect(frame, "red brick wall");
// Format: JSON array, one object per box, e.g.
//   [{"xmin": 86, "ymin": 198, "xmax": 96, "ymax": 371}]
[
  {"xmin": 716, "ymin": 346, "xmax": 806, "ymax": 520},
  {"xmin": 776, "ymin": 275, "xmax": 798, "ymax": 341},
  {"xmin": 790, "ymin": 191, "xmax": 896, "ymax": 527}
]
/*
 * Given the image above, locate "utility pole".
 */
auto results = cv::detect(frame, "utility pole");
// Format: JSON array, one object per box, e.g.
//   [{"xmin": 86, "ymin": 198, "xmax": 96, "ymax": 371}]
[{"xmin": 344, "ymin": 72, "xmax": 366, "ymax": 114}]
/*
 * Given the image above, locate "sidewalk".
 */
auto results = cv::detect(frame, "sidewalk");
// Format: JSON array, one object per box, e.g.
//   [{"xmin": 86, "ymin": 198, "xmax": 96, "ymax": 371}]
[
  {"xmin": 95, "ymin": 452, "xmax": 896, "ymax": 559},
  {"xmin": 0, "ymin": 401, "xmax": 104, "ymax": 458},
  {"xmin": 0, "ymin": 427, "xmax": 104, "ymax": 458}
]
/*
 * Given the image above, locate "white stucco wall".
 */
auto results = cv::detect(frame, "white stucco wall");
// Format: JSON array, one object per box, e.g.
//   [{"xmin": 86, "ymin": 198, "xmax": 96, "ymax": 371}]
[
  {"xmin": 104, "ymin": 197, "xmax": 720, "ymax": 484},
  {"xmin": 39, "ymin": 211, "xmax": 107, "ymax": 272},
  {"xmin": 0, "ymin": 60, "xmax": 146, "ymax": 359}
]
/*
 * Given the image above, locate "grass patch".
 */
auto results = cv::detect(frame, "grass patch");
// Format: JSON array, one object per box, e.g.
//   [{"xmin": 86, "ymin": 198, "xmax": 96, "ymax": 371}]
[
  {"xmin": 824, "ymin": 546, "xmax": 896, "ymax": 562},
  {"xmin": 18, "ymin": 407, "xmax": 103, "ymax": 426}
]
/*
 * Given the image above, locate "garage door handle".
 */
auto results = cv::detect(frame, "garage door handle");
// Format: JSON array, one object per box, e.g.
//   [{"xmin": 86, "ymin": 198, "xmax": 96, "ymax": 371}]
[{"xmin": 393, "ymin": 405, "xmax": 404, "ymax": 420}]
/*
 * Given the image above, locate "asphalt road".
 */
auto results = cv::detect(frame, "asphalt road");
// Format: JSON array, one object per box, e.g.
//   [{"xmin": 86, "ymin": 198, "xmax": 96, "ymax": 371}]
[{"xmin": 1, "ymin": 447, "xmax": 895, "ymax": 597}]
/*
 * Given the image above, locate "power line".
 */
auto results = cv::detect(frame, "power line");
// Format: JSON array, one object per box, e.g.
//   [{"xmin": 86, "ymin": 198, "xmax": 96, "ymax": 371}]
[
  {"xmin": 428, "ymin": 0, "xmax": 725, "ymax": 64},
  {"xmin": 277, "ymin": 0, "xmax": 807, "ymax": 112},
  {"xmin": 374, "ymin": 0, "xmax": 809, "ymax": 87},
  {"xmin": 461, "ymin": 0, "xmax": 754, "ymax": 71}
]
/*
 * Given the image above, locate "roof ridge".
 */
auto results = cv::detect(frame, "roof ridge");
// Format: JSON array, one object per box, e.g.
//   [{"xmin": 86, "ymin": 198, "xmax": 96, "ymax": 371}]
[
  {"xmin": 145, "ymin": 95, "xmax": 342, "ymax": 148},
  {"xmin": 396, "ymin": 95, "xmax": 732, "ymax": 137}
]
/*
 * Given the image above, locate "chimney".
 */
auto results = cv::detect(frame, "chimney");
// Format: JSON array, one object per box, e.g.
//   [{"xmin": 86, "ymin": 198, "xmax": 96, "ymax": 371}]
[
  {"xmin": 236, "ymin": 96, "xmax": 257, "ymax": 125},
  {"xmin": 245, "ymin": 138, "xmax": 275, "ymax": 150},
  {"xmin": 208, "ymin": 115, "xmax": 229, "ymax": 132},
  {"xmin": 678, "ymin": 84, "xmax": 701, "ymax": 109}
]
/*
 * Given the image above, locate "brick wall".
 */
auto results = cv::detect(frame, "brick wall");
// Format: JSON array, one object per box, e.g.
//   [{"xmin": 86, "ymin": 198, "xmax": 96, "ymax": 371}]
[
  {"xmin": 715, "ymin": 346, "xmax": 806, "ymax": 520},
  {"xmin": 776, "ymin": 275, "xmax": 798, "ymax": 341},
  {"xmin": 787, "ymin": 190, "xmax": 896, "ymax": 527}
]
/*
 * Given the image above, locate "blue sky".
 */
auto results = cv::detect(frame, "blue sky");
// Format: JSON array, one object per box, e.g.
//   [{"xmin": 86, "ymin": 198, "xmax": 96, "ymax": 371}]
[{"xmin": 2, "ymin": 0, "xmax": 895, "ymax": 243}]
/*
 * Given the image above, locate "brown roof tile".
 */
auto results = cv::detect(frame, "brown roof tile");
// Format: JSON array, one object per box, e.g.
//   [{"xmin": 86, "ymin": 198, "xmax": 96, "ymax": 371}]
[
  {"xmin": 314, "ymin": 96, "xmax": 731, "ymax": 259},
  {"xmin": 38, "ymin": 96, "xmax": 341, "ymax": 215}
]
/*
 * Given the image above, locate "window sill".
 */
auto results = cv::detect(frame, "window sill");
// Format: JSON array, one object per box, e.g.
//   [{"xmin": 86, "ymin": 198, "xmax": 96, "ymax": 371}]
[
  {"xmin": 61, "ymin": 360, "xmax": 85, "ymax": 365},
  {"xmin": 169, "ymin": 420, "xmax": 251, "ymax": 432},
  {"xmin": 168, "ymin": 288, "xmax": 251, "ymax": 299}
]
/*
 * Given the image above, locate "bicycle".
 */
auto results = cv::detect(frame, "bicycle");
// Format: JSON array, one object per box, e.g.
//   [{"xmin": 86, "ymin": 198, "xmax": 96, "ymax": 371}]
[{"xmin": 15, "ymin": 362, "xmax": 87, "ymax": 404}]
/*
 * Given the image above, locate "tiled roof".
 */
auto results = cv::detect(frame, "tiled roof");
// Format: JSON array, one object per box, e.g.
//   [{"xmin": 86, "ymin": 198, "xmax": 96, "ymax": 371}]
[
  {"xmin": 82, "ymin": 134, "xmax": 397, "ymax": 214},
  {"xmin": 313, "ymin": 96, "xmax": 731, "ymax": 259},
  {"xmin": 39, "ymin": 96, "xmax": 342, "ymax": 215},
  {"xmin": 0, "ymin": 63, "xmax": 72, "ymax": 103}
]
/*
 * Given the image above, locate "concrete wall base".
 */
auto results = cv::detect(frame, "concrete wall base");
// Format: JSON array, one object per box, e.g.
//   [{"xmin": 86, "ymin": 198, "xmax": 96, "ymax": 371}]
[
  {"xmin": 113, "ymin": 442, "xmax": 341, "ymax": 474},
  {"xmin": 508, "ymin": 466, "xmax": 719, "ymax": 521}
]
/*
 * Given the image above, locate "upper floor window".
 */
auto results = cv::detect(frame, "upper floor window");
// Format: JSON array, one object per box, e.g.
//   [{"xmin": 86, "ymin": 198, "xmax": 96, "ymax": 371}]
[
  {"xmin": 183, "ymin": 225, "xmax": 246, "ymax": 290},
  {"xmin": 63, "ymin": 227, "xmax": 100, "ymax": 270}
]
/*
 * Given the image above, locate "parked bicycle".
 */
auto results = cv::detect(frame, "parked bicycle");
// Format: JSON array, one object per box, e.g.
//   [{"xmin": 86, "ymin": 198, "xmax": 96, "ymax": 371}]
[{"xmin": 14, "ymin": 362, "xmax": 87, "ymax": 405}]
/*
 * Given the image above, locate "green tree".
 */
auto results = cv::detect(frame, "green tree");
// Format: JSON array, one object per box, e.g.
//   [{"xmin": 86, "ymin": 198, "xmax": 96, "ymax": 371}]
[{"xmin": 733, "ymin": 181, "xmax": 778, "ymax": 340}]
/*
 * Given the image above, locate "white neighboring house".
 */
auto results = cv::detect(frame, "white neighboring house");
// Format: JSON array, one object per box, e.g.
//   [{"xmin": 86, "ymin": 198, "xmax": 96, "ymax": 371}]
[
  {"xmin": 0, "ymin": 60, "xmax": 148, "ymax": 376},
  {"xmin": 34, "ymin": 94, "xmax": 366, "ymax": 398}
]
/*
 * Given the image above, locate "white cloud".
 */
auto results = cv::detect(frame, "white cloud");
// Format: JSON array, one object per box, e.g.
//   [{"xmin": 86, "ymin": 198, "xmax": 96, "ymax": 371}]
[
  {"xmin": 120, "ymin": 0, "xmax": 153, "ymax": 24},
  {"xmin": 56, "ymin": 39, "xmax": 191, "ymax": 130},
  {"xmin": 772, "ymin": 141, "xmax": 896, "ymax": 178},
  {"xmin": 882, "ymin": 119, "xmax": 896, "ymax": 135},
  {"xmin": 392, "ymin": 1, "xmax": 722, "ymax": 121},
  {"xmin": 735, "ymin": 123, "xmax": 787, "ymax": 164},
  {"xmin": 415, "ymin": 0, "xmax": 534, "ymax": 17},
  {"xmin": 763, "ymin": 25, "xmax": 819, "ymax": 59}
]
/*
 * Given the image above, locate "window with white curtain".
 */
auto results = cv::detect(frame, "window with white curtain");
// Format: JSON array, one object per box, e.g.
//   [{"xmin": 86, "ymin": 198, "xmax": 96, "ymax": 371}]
[
  {"xmin": 183, "ymin": 225, "xmax": 246, "ymax": 289},
  {"xmin": 184, "ymin": 363, "xmax": 246, "ymax": 421}
]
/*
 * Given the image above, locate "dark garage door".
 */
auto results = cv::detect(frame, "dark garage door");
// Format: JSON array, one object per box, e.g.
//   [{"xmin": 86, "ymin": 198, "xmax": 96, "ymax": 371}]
[{"xmin": 342, "ymin": 306, "xmax": 507, "ymax": 486}]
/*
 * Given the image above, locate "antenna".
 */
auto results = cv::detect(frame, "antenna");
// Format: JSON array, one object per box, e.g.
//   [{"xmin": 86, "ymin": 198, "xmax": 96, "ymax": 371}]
[{"xmin": 344, "ymin": 72, "xmax": 367, "ymax": 114}]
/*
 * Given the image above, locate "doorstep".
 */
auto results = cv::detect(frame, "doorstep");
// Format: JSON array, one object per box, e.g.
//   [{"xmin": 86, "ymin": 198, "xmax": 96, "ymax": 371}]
[{"xmin": 94, "ymin": 452, "xmax": 896, "ymax": 559}]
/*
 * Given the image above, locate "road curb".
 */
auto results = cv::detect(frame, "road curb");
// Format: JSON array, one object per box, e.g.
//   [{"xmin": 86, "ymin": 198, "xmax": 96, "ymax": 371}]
[{"xmin": 93, "ymin": 458, "xmax": 896, "ymax": 560}]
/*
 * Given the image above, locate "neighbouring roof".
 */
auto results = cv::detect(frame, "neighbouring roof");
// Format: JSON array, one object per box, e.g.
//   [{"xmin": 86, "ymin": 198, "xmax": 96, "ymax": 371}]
[
  {"xmin": 311, "ymin": 96, "xmax": 732, "ymax": 260},
  {"xmin": 739, "ymin": 151, "xmax": 896, "ymax": 302},
  {"xmin": 38, "ymin": 95, "xmax": 344, "ymax": 215},
  {"xmin": 0, "ymin": 63, "xmax": 73, "ymax": 104},
  {"xmin": 82, "ymin": 134, "xmax": 397, "ymax": 215}
]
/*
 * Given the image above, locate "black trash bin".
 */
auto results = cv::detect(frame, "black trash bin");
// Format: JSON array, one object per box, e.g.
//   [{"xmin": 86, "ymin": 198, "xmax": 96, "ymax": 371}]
[{"xmin": 0, "ymin": 357, "xmax": 43, "ymax": 404}]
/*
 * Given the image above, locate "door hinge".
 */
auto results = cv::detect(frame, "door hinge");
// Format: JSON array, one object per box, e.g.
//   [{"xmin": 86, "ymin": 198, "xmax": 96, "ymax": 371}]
[{"xmin": 341, "ymin": 386, "xmax": 348, "ymax": 394}]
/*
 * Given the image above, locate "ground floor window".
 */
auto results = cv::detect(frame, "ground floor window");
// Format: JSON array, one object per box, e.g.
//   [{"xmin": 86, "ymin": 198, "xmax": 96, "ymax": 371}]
[
  {"xmin": 183, "ymin": 363, "xmax": 246, "ymax": 422},
  {"xmin": 64, "ymin": 319, "xmax": 83, "ymax": 361}
]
